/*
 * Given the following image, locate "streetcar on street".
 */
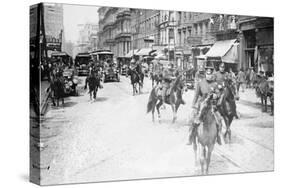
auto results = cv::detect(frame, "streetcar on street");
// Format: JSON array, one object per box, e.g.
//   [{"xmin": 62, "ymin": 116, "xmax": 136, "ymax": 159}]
[
  {"xmin": 75, "ymin": 52, "xmax": 91, "ymax": 76},
  {"xmin": 90, "ymin": 49, "xmax": 120, "ymax": 82}
]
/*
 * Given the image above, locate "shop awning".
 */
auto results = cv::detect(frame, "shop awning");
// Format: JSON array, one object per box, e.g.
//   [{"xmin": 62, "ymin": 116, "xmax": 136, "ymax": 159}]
[
  {"xmin": 222, "ymin": 42, "xmax": 239, "ymax": 64},
  {"xmin": 205, "ymin": 39, "xmax": 237, "ymax": 58},
  {"xmin": 154, "ymin": 53, "xmax": 167, "ymax": 60},
  {"xmin": 135, "ymin": 48, "xmax": 154, "ymax": 56},
  {"xmin": 125, "ymin": 49, "xmax": 139, "ymax": 58}
]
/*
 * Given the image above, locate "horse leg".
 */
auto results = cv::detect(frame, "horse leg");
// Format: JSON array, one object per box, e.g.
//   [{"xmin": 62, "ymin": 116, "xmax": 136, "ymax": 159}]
[
  {"xmin": 206, "ymin": 144, "xmax": 214, "ymax": 174},
  {"xmin": 171, "ymin": 104, "xmax": 177, "ymax": 124},
  {"xmin": 228, "ymin": 117, "xmax": 233, "ymax": 142},
  {"xmin": 223, "ymin": 117, "xmax": 229, "ymax": 142},
  {"xmin": 156, "ymin": 100, "xmax": 162, "ymax": 123},
  {"xmin": 61, "ymin": 97, "xmax": 64, "ymax": 106},
  {"xmin": 193, "ymin": 138, "xmax": 199, "ymax": 168},
  {"xmin": 132, "ymin": 84, "xmax": 135, "ymax": 95},
  {"xmin": 264, "ymin": 95, "xmax": 268, "ymax": 112},
  {"xmin": 199, "ymin": 144, "xmax": 206, "ymax": 175},
  {"xmin": 93, "ymin": 87, "xmax": 97, "ymax": 100},
  {"xmin": 151, "ymin": 101, "xmax": 157, "ymax": 123},
  {"xmin": 261, "ymin": 96, "xmax": 265, "ymax": 112},
  {"xmin": 270, "ymin": 97, "xmax": 274, "ymax": 115}
]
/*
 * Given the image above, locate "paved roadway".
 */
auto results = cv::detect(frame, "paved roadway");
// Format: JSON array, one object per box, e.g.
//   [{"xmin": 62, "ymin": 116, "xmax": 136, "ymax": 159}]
[{"xmin": 31, "ymin": 75, "xmax": 274, "ymax": 185}]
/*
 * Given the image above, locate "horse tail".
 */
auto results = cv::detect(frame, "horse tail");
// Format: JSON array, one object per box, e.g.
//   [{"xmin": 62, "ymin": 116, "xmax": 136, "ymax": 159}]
[{"xmin": 147, "ymin": 87, "xmax": 156, "ymax": 113}]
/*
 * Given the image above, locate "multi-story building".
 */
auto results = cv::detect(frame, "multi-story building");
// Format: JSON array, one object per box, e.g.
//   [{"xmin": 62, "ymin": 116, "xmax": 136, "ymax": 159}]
[
  {"xmin": 44, "ymin": 3, "xmax": 64, "ymax": 39},
  {"xmin": 30, "ymin": 3, "xmax": 64, "ymax": 58},
  {"xmin": 98, "ymin": 7, "xmax": 160, "ymax": 58},
  {"xmin": 131, "ymin": 9, "xmax": 160, "ymax": 49},
  {"xmin": 177, "ymin": 12, "xmax": 242, "ymax": 71},
  {"xmin": 77, "ymin": 23, "xmax": 99, "ymax": 53},
  {"xmin": 238, "ymin": 17, "xmax": 273, "ymax": 74},
  {"xmin": 98, "ymin": 7, "xmax": 119, "ymax": 54},
  {"xmin": 98, "ymin": 7, "xmax": 273, "ymax": 73}
]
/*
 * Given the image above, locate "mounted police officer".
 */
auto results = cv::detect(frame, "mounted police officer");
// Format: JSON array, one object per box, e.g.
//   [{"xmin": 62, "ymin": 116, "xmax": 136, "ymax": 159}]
[
  {"xmin": 186, "ymin": 62, "xmax": 224, "ymax": 145},
  {"xmin": 129, "ymin": 59, "xmax": 139, "ymax": 75},
  {"xmin": 214, "ymin": 62, "xmax": 229, "ymax": 84},
  {"xmin": 161, "ymin": 63, "xmax": 176, "ymax": 108},
  {"xmin": 214, "ymin": 62, "xmax": 229, "ymax": 106}
]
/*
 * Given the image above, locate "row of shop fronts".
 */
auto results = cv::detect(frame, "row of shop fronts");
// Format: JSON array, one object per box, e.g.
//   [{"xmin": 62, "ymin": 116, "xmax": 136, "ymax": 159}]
[{"xmin": 98, "ymin": 7, "xmax": 273, "ymax": 75}]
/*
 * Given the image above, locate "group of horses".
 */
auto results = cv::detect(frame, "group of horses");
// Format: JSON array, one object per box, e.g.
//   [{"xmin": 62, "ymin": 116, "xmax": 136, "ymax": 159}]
[
  {"xmin": 146, "ymin": 70, "xmax": 274, "ymax": 175},
  {"xmin": 146, "ymin": 73, "xmax": 239, "ymax": 174}
]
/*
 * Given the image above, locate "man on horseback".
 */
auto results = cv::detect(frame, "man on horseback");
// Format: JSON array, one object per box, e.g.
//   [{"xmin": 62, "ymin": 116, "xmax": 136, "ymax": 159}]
[
  {"xmin": 186, "ymin": 62, "xmax": 224, "ymax": 145},
  {"xmin": 161, "ymin": 63, "xmax": 176, "ymax": 109},
  {"xmin": 214, "ymin": 62, "xmax": 238, "ymax": 119},
  {"xmin": 214, "ymin": 62, "xmax": 229, "ymax": 84}
]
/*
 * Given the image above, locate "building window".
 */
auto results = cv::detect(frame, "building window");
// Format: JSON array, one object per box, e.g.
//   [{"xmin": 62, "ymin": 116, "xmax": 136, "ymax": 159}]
[{"xmin": 194, "ymin": 24, "xmax": 198, "ymax": 35}]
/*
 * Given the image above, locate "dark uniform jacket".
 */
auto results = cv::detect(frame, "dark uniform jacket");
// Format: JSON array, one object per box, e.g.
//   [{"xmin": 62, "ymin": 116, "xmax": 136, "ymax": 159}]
[
  {"xmin": 214, "ymin": 71, "xmax": 229, "ymax": 84},
  {"xmin": 192, "ymin": 78, "xmax": 217, "ymax": 107},
  {"xmin": 163, "ymin": 68, "xmax": 175, "ymax": 82}
]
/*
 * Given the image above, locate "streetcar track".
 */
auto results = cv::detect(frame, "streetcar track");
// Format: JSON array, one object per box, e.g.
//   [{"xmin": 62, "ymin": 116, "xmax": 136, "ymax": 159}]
[
  {"xmin": 214, "ymin": 148, "xmax": 248, "ymax": 172},
  {"xmin": 231, "ymin": 129, "xmax": 273, "ymax": 152}
]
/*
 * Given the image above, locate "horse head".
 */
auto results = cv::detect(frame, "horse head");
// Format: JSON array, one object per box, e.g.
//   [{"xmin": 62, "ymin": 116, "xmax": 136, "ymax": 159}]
[
  {"xmin": 171, "ymin": 74, "xmax": 186, "ymax": 92},
  {"xmin": 198, "ymin": 92, "xmax": 217, "ymax": 126},
  {"xmin": 223, "ymin": 78, "xmax": 238, "ymax": 100}
]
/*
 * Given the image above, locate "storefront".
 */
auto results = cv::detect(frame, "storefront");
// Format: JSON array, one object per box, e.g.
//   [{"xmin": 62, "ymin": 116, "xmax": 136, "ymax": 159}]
[
  {"xmin": 239, "ymin": 17, "xmax": 273, "ymax": 75},
  {"xmin": 205, "ymin": 39, "xmax": 239, "ymax": 71}
]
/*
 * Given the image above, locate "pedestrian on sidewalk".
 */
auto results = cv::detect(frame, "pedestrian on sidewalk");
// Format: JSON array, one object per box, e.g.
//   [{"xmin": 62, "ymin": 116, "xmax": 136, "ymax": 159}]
[
  {"xmin": 249, "ymin": 68, "xmax": 257, "ymax": 88},
  {"xmin": 245, "ymin": 68, "xmax": 251, "ymax": 88},
  {"xmin": 237, "ymin": 68, "xmax": 246, "ymax": 93}
]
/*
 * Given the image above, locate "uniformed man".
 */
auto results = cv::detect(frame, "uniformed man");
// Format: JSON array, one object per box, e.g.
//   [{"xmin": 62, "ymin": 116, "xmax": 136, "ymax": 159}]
[
  {"xmin": 214, "ymin": 62, "xmax": 229, "ymax": 84},
  {"xmin": 213, "ymin": 62, "xmax": 229, "ymax": 107},
  {"xmin": 161, "ymin": 63, "xmax": 176, "ymax": 108},
  {"xmin": 186, "ymin": 64, "xmax": 224, "ymax": 145}
]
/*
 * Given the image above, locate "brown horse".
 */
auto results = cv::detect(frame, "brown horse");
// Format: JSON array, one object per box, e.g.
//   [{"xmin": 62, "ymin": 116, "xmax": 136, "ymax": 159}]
[
  {"xmin": 85, "ymin": 69, "xmax": 102, "ymax": 101},
  {"xmin": 147, "ymin": 74, "xmax": 186, "ymax": 123},
  {"xmin": 193, "ymin": 94, "xmax": 217, "ymax": 175},
  {"xmin": 127, "ymin": 68, "xmax": 144, "ymax": 95},
  {"xmin": 218, "ymin": 79, "xmax": 239, "ymax": 142},
  {"xmin": 150, "ymin": 72, "xmax": 162, "ymax": 87}
]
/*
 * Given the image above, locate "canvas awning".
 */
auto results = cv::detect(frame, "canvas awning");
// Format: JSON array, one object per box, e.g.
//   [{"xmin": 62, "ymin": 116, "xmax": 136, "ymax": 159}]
[
  {"xmin": 154, "ymin": 53, "xmax": 167, "ymax": 60},
  {"xmin": 125, "ymin": 49, "xmax": 139, "ymax": 58},
  {"xmin": 135, "ymin": 48, "xmax": 154, "ymax": 56},
  {"xmin": 205, "ymin": 39, "xmax": 238, "ymax": 64},
  {"xmin": 222, "ymin": 42, "xmax": 239, "ymax": 63}
]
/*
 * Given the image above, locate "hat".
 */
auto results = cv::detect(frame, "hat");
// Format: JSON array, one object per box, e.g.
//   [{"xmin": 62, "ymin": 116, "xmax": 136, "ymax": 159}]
[
  {"xmin": 130, "ymin": 59, "xmax": 136, "ymax": 64},
  {"xmin": 219, "ymin": 62, "xmax": 225, "ymax": 68},
  {"xmin": 206, "ymin": 68, "xmax": 213, "ymax": 75},
  {"xmin": 205, "ymin": 61, "xmax": 214, "ymax": 70}
]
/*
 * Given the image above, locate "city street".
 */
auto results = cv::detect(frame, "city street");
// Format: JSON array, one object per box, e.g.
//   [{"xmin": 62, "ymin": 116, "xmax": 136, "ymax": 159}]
[{"xmin": 32, "ymin": 75, "xmax": 274, "ymax": 185}]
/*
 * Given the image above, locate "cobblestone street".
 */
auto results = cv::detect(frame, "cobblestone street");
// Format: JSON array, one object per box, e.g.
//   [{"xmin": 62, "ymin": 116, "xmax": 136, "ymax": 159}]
[{"xmin": 30, "ymin": 76, "xmax": 274, "ymax": 185}]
